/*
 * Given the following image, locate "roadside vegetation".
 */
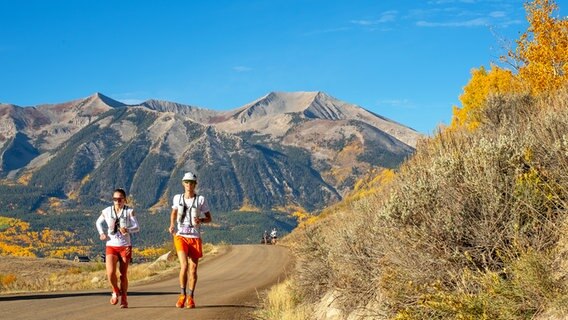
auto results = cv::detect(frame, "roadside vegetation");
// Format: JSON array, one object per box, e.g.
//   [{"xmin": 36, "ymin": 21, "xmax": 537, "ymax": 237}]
[
  {"xmin": 0, "ymin": 243, "xmax": 224, "ymax": 294},
  {"xmin": 260, "ymin": 0, "xmax": 568, "ymax": 319}
]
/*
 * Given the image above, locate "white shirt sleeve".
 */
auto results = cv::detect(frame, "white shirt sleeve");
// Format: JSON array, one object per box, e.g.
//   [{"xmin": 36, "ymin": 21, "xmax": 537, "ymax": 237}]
[
  {"xmin": 200, "ymin": 196, "xmax": 210, "ymax": 214},
  {"xmin": 96, "ymin": 212, "xmax": 105, "ymax": 235},
  {"xmin": 171, "ymin": 194, "xmax": 180, "ymax": 209},
  {"xmin": 127, "ymin": 212, "xmax": 140, "ymax": 234}
]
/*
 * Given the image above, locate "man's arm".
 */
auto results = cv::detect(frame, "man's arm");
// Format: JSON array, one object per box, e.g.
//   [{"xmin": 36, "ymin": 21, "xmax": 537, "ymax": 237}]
[
  {"xmin": 169, "ymin": 208, "xmax": 178, "ymax": 234},
  {"xmin": 199, "ymin": 212, "xmax": 212, "ymax": 224}
]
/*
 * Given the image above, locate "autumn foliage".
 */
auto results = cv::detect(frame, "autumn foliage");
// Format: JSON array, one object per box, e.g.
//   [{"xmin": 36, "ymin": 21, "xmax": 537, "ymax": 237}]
[
  {"xmin": 451, "ymin": 66, "xmax": 522, "ymax": 130},
  {"xmin": 451, "ymin": 0, "xmax": 568, "ymax": 129},
  {"xmin": 517, "ymin": 0, "xmax": 568, "ymax": 93},
  {"xmin": 0, "ymin": 216, "xmax": 87, "ymax": 258}
]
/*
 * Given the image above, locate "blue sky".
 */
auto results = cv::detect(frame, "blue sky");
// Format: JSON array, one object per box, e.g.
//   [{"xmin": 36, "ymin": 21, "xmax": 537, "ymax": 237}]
[{"xmin": 1, "ymin": 0, "xmax": 566, "ymax": 134}]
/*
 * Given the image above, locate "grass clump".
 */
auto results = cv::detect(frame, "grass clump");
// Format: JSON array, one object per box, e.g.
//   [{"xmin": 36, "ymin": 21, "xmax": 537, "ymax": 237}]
[{"xmin": 255, "ymin": 280, "xmax": 312, "ymax": 320}]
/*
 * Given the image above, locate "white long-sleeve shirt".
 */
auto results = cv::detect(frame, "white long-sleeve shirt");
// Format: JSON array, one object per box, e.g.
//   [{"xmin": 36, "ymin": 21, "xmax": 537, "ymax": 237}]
[{"xmin": 96, "ymin": 205, "xmax": 139, "ymax": 247}]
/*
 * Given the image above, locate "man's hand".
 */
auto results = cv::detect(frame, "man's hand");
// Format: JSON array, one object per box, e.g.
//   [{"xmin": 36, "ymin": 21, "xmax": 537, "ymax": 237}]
[
  {"xmin": 168, "ymin": 225, "xmax": 176, "ymax": 234},
  {"xmin": 99, "ymin": 233, "xmax": 109, "ymax": 241}
]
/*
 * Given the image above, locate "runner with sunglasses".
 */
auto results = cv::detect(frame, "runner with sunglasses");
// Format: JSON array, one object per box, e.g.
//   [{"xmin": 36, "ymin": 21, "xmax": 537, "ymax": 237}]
[{"xmin": 96, "ymin": 188, "xmax": 140, "ymax": 308}]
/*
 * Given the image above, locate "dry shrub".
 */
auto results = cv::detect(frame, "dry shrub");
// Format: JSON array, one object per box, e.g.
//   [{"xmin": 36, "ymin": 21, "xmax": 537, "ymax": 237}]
[
  {"xmin": 290, "ymin": 177, "xmax": 394, "ymax": 317},
  {"xmin": 255, "ymin": 279, "xmax": 312, "ymax": 320},
  {"xmin": 291, "ymin": 89, "xmax": 568, "ymax": 319},
  {"xmin": 290, "ymin": 222, "xmax": 333, "ymax": 304},
  {"xmin": 379, "ymin": 92, "xmax": 568, "ymax": 319}
]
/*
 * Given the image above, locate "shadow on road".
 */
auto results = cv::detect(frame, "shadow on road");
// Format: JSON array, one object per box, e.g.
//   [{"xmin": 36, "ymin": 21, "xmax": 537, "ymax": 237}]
[{"xmin": 0, "ymin": 291, "xmax": 177, "ymax": 301}]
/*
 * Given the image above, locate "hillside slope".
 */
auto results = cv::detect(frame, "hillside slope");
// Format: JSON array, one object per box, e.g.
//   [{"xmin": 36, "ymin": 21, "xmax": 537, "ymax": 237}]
[{"xmin": 286, "ymin": 91, "xmax": 568, "ymax": 319}]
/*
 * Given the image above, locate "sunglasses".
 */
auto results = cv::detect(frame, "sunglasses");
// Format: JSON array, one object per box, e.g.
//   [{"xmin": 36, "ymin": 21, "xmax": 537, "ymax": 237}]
[
  {"xmin": 183, "ymin": 180, "xmax": 197, "ymax": 184},
  {"xmin": 113, "ymin": 197, "xmax": 125, "ymax": 202}
]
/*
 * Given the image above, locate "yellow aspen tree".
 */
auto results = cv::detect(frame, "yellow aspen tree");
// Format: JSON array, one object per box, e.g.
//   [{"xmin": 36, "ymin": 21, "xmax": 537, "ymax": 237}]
[
  {"xmin": 451, "ymin": 65, "xmax": 521, "ymax": 130},
  {"xmin": 515, "ymin": 0, "xmax": 568, "ymax": 94},
  {"xmin": 451, "ymin": 0, "xmax": 567, "ymax": 131}
]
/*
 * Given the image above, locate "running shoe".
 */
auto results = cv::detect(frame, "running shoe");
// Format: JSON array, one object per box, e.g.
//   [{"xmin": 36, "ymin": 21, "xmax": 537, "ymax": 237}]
[
  {"xmin": 176, "ymin": 294, "xmax": 186, "ymax": 308},
  {"xmin": 186, "ymin": 296, "xmax": 195, "ymax": 309},
  {"xmin": 120, "ymin": 294, "xmax": 128, "ymax": 309},
  {"xmin": 110, "ymin": 291, "xmax": 119, "ymax": 305}
]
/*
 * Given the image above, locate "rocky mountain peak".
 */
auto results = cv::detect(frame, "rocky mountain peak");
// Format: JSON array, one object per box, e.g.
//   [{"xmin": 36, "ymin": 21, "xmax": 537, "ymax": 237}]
[
  {"xmin": 34, "ymin": 92, "xmax": 123, "ymax": 118},
  {"xmin": 255, "ymin": 91, "xmax": 320, "ymax": 113},
  {"xmin": 88, "ymin": 92, "xmax": 127, "ymax": 109},
  {"xmin": 210, "ymin": 90, "xmax": 422, "ymax": 146},
  {"xmin": 303, "ymin": 92, "xmax": 348, "ymax": 120},
  {"xmin": 230, "ymin": 91, "xmax": 333, "ymax": 123}
]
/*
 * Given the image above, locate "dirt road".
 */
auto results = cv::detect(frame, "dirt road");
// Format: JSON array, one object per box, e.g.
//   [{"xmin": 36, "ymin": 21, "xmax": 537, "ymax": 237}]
[{"xmin": 0, "ymin": 244, "xmax": 292, "ymax": 320}]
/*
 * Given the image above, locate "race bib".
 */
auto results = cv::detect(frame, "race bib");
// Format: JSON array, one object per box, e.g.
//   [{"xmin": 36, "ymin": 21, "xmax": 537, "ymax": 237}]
[{"xmin": 180, "ymin": 224, "xmax": 192, "ymax": 235}]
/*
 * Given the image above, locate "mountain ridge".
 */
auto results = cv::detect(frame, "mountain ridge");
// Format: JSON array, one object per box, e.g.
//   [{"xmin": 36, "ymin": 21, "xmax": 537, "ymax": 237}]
[{"xmin": 0, "ymin": 91, "xmax": 421, "ymax": 213}]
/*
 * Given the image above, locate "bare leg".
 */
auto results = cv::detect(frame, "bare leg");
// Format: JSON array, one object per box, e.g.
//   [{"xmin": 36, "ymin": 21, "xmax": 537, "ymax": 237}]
[
  {"xmin": 118, "ymin": 255, "xmax": 129, "ymax": 294},
  {"xmin": 118, "ymin": 253, "xmax": 130, "ymax": 307},
  {"xmin": 188, "ymin": 257, "xmax": 199, "ymax": 294},
  {"xmin": 176, "ymin": 250, "xmax": 189, "ymax": 289},
  {"xmin": 106, "ymin": 254, "xmax": 119, "ymax": 293}
]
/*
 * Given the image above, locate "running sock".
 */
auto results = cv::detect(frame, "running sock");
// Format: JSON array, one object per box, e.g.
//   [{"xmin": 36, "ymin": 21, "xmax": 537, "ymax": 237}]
[
  {"xmin": 181, "ymin": 288, "xmax": 186, "ymax": 295},
  {"xmin": 187, "ymin": 289, "xmax": 193, "ymax": 297}
]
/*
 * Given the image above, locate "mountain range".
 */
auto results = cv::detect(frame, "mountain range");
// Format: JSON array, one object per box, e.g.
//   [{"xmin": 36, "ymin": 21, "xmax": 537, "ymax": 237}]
[{"xmin": 0, "ymin": 91, "xmax": 421, "ymax": 213}]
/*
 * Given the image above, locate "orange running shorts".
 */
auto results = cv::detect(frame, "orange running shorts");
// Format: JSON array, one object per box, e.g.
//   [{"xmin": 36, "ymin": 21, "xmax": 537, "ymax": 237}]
[
  {"xmin": 174, "ymin": 236, "xmax": 203, "ymax": 259},
  {"xmin": 106, "ymin": 246, "xmax": 132, "ymax": 263}
]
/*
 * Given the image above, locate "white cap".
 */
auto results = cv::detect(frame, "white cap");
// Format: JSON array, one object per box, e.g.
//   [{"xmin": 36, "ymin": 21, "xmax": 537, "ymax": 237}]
[{"xmin": 182, "ymin": 172, "xmax": 197, "ymax": 181}]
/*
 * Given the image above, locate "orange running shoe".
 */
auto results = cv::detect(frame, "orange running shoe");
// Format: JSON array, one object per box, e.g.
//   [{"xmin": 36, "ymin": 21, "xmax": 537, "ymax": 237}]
[
  {"xmin": 120, "ymin": 294, "xmax": 128, "ymax": 309},
  {"xmin": 110, "ymin": 291, "xmax": 119, "ymax": 305},
  {"xmin": 186, "ymin": 295, "xmax": 195, "ymax": 309},
  {"xmin": 176, "ymin": 294, "xmax": 186, "ymax": 308}
]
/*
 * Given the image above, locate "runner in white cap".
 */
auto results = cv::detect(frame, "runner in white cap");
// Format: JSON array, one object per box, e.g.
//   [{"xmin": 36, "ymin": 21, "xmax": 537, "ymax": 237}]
[{"xmin": 169, "ymin": 171, "xmax": 212, "ymax": 309}]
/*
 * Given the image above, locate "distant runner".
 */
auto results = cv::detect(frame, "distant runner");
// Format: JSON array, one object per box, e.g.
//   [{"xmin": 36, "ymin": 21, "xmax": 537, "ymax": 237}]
[
  {"xmin": 96, "ymin": 188, "xmax": 140, "ymax": 308},
  {"xmin": 270, "ymin": 227, "xmax": 278, "ymax": 244},
  {"xmin": 169, "ymin": 171, "xmax": 212, "ymax": 309},
  {"xmin": 262, "ymin": 230, "xmax": 270, "ymax": 244}
]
